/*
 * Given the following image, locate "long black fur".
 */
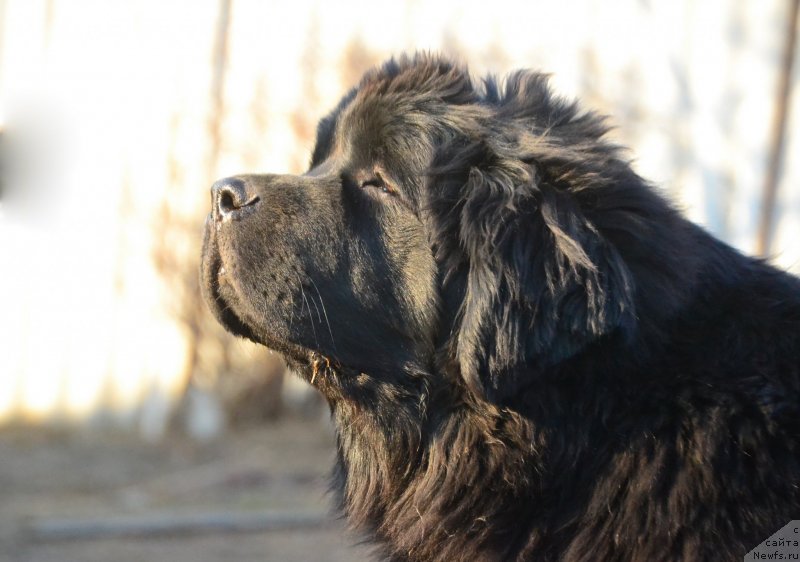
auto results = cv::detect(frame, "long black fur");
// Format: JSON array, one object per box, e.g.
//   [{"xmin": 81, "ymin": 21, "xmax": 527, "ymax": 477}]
[{"xmin": 201, "ymin": 54, "xmax": 800, "ymax": 561}]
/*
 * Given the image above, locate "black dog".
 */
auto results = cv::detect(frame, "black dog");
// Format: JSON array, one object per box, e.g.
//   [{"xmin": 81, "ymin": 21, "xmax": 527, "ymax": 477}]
[{"xmin": 201, "ymin": 54, "xmax": 800, "ymax": 561}]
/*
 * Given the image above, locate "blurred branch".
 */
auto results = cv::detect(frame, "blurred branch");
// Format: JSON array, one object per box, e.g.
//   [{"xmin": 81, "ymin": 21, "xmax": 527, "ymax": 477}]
[
  {"xmin": 757, "ymin": 0, "xmax": 799, "ymax": 256},
  {"xmin": 208, "ymin": 0, "xmax": 231, "ymax": 178}
]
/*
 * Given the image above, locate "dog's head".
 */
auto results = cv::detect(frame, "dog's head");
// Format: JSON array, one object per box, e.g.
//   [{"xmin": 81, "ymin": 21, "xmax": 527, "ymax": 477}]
[{"xmin": 201, "ymin": 54, "xmax": 686, "ymax": 404}]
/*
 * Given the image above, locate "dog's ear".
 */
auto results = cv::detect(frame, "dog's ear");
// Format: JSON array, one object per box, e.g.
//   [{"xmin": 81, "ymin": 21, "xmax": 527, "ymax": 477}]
[{"xmin": 429, "ymin": 139, "xmax": 637, "ymax": 403}]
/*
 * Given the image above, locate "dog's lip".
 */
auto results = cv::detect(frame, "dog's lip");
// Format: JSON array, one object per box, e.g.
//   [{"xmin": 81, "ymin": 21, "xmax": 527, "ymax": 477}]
[
  {"xmin": 204, "ymin": 249, "xmax": 322, "ymax": 368},
  {"xmin": 201, "ymin": 229, "xmax": 259, "ymax": 346},
  {"xmin": 206, "ymin": 255, "xmax": 260, "ymax": 344}
]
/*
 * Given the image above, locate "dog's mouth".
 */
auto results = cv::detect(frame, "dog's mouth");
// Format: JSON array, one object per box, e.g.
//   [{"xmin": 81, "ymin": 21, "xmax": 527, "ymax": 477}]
[{"xmin": 201, "ymin": 224, "xmax": 339, "ymax": 386}]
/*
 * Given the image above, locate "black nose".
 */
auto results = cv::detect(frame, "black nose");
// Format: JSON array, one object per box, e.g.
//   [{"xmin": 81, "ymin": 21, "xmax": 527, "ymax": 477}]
[{"xmin": 211, "ymin": 177, "xmax": 260, "ymax": 220}]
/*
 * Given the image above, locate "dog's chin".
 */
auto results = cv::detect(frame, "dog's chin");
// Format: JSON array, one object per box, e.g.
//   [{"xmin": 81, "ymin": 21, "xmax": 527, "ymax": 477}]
[
  {"xmin": 213, "ymin": 303, "xmax": 334, "ymax": 389},
  {"xmin": 214, "ymin": 276, "xmax": 314, "ymax": 360}
]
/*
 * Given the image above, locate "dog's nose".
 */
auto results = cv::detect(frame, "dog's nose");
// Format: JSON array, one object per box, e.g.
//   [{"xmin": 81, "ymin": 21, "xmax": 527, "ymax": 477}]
[{"xmin": 211, "ymin": 177, "xmax": 260, "ymax": 220}]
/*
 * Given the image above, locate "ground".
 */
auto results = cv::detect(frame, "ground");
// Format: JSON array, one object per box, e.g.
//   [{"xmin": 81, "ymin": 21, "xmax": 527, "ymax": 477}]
[{"xmin": 0, "ymin": 418, "xmax": 371, "ymax": 562}]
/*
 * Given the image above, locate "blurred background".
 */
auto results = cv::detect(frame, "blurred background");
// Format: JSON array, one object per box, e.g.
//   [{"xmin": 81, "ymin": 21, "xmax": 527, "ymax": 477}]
[{"xmin": 0, "ymin": 0, "xmax": 797, "ymax": 560}]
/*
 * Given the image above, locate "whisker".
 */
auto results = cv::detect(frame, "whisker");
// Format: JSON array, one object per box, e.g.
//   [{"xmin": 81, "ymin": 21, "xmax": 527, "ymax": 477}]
[
  {"xmin": 307, "ymin": 288, "xmax": 323, "ymax": 324},
  {"xmin": 299, "ymin": 286, "xmax": 318, "ymax": 345},
  {"xmin": 308, "ymin": 277, "xmax": 337, "ymax": 353}
]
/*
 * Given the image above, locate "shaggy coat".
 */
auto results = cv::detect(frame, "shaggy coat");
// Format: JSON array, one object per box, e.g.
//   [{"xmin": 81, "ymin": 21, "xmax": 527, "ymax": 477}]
[{"xmin": 201, "ymin": 54, "xmax": 800, "ymax": 561}]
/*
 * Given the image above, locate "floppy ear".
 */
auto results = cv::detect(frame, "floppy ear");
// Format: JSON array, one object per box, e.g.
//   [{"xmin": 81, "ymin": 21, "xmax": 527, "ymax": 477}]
[{"xmin": 430, "ymin": 141, "xmax": 637, "ymax": 403}]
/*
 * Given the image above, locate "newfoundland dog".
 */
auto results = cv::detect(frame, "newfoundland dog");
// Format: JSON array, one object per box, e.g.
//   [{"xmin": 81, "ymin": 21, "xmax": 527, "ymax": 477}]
[{"xmin": 201, "ymin": 54, "xmax": 800, "ymax": 561}]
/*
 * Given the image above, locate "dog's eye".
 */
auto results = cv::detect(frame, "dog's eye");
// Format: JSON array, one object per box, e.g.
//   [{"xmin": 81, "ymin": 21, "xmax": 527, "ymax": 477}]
[{"xmin": 360, "ymin": 176, "xmax": 395, "ymax": 196}]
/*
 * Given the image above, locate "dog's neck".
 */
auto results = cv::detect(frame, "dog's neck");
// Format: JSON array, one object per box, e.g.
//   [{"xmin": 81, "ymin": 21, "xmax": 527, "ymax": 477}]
[{"xmin": 328, "ymin": 372, "xmax": 571, "ymax": 560}]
